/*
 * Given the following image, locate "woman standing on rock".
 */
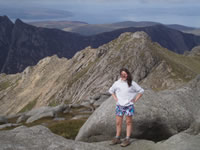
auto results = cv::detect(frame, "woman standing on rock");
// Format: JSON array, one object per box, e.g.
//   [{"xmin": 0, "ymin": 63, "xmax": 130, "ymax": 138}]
[{"xmin": 109, "ymin": 68, "xmax": 144, "ymax": 147}]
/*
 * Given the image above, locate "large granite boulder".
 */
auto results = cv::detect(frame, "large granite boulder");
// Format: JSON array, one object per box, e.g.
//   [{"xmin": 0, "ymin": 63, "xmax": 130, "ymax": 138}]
[
  {"xmin": 16, "ymin": 104, "xmax": 68, "ymax": 124},
  {"xmin": 95, "ymin": 131, "xmax": 200, "ymax": 150},
  {"xmin": 0, "ymin": 125, "xmax": 110, "ymax": 150},
  {"xmin": 76, "ymin": 75, "xmax": 200, "ymax": 142},
  {"xmin": 155, "ymin": 131, "xmax": 200, "ymax": 150},
  {"xmin": 1, "ymin": 125, "xmax": 199, "ymax": 150}
]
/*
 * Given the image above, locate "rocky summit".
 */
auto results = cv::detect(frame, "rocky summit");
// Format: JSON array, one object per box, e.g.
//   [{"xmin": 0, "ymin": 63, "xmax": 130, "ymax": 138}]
[{"xmin": 0, "ymin": 31, "xmax": 200, "ymax": 115}]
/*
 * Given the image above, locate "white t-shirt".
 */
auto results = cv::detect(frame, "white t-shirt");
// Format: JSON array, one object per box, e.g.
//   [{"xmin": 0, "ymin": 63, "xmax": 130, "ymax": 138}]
[{"xmin": 109, "ymin": 78, "xmax": 144, "ymax": 106}]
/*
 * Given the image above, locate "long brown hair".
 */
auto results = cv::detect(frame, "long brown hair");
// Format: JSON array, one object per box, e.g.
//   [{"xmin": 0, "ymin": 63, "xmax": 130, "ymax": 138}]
[{"xmin": 120, "ymin": 68, "xmax": 132, "ymax": 87}]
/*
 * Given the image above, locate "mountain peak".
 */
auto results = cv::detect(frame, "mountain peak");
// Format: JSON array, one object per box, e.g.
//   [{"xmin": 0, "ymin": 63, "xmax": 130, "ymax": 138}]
[
  {"xmin": 116, "ymin": 31, "xmax": 152, "ymax": 48},
  {"xmin": 15, "ymin": 18, "xmax": 25, "ymax": 25},
  {"xmin": 131, "ymin": 31, "xmax": 151, "ymax": 40},
  {"xmin": 0, "ymin": 15, "xmax": 13, "ymax": 25}
]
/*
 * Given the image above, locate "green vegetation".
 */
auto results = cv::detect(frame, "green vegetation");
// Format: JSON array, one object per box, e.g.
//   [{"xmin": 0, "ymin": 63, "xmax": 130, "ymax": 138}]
[
  {"xmin": 1, "ymin": 109, "xmax": 89, "ymax": 138},
  {"xmin": 0, "ymin": 81, "xmax": 11, "ymax": 91},
  {"xmin": 19, "ymin": 97, "xmax": 38, "ymax": 113},
  {"xmin": 48, "ymin": 119, "xmax": 86, "ymax": 139},
  {"xmin": 48, "ymin": 94, "xmax": 60, "ymax": 107},
  {"xmin": 149, "ymin": 42, "xmax": 200, "ymax": 82},
  {"xmin": 48, "ymin": 100, "xmax": 60, "ymax": 107},
  {"xmin": 115, "ymin": 34, "xmax": 130, "ymax": 51}
]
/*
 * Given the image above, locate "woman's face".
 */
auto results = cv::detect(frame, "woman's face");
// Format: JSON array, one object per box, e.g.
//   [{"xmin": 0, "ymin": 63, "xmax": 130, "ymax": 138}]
[{"xmin": 120, "ymin": 71, "xmax": 128, "ymax": 81}]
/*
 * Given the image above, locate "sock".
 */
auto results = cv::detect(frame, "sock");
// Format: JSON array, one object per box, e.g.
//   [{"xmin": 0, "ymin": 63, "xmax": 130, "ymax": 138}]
[
  {"xmin": 126, "ymin": 136, "xmax": 130, "ymax": 139},
  {"xmin": 115, "ymin": 136, "xmax": 120, "ymax": 139}
]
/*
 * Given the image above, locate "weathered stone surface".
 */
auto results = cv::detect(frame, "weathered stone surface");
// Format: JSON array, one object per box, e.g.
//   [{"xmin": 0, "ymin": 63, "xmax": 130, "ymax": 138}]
[
  {"xmin": 26, "ymin": 111, "xmax": 54, "ymax": 124},
  {"xmin": 16, "ymin": 114, "xmax": 29, "ymax": 123},
  {"xmin": 76, "ymin": 75, "xmax": 200, "ymax": 142},
  {"xmin": 96, "ymin": 139, "xmax": 156, "ymax": 150},
  {"xmin": 0, "ymin": 123, "xmax": 19, "ymax": 130},
  {"xmin": 156, "ymin": 132, "xmax": 200, "ymax": 150},
  {"xmin": 1, "ymin": 124, "xmax": 199, "ymax": 150},
  {"xmin": 0, "ymin": 125, "xmax": 111, "ymax": 150},
  {"xmin": 95, "ymin": 132, "xmax": 200, "ymax": 150},
  {"xmin": 25, "ymin": 105, "xmax": 68, "ymax": 123}
]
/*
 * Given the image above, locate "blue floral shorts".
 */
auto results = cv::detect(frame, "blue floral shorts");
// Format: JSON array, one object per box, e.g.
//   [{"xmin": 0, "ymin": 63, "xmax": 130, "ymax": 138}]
[{"xmin": 115, "ymin": 105, "xmax": 134, "ymax": 116}]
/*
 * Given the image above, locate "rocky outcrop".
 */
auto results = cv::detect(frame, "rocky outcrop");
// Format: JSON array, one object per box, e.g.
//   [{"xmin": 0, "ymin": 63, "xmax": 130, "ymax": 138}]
[
  {"xmin": 1, "ymin": 31, "xmax": 200, "ymax": 115},
  {"xmin": 75, "ymin": 75, "xmax": 200, "ymax": 142},
  {"xmin": 185, "ymin": 46, "xmax": 200, "ymax": 56},
  {"xmin": 0, "ymin": 125, "xmax": 110, "ymax": 150},
  {"xmin": 25, "ymin": 105, "xmax": 66, "ymax": 122},
  {"xmin": 0, "ymin": 125, "xmax": 199, "ymax": 150},
  {"xmin": 0, "ymin": 123, "xmax": 19, "ymax": 130},
  {"xmin": 95, "ymin": 131, "xmax": 200, "ymax": 150}
]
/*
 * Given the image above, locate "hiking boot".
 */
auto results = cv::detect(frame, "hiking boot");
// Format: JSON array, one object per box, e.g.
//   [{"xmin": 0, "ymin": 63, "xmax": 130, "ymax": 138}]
[
  {"xmin": 120, "ymin": 138, "xmax": 130, "ymax": 147},
  {"xmin": 109, "ymin": 137, "xmax": 121, "ymax": 145}
]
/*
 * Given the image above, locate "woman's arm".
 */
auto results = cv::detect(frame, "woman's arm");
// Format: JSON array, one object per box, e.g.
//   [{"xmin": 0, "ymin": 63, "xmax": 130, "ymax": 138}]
[
  {"xmin": 132, "ymin": 93, "xmax": 143, "ymax": 103},
  {"xmin": 112, "ymin": 93, "xmax": 118, "ymax": 102}
]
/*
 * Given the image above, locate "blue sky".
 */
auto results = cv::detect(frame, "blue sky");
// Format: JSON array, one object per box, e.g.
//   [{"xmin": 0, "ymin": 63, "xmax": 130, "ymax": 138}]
[{"xmin": 0, "ymin": 0, "xmax": 200, "ymax": 27}]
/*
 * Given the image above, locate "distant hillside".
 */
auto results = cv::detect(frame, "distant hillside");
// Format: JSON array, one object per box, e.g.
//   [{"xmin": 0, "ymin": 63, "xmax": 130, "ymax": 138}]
[
  {"xmin": 183, "ymin": 29, "xmax": 200, "ymax": 36},
  {"xmin": 29, "ymin": 20, "xmax": 161, "ymax": 36},
  {"xmin": 90, "ymin": 24, "xmax": 200, "ymax": 54},
  {"xmin": 29, "ymin": 20, "xmax": 199, "ymax": 36},
  {"xmin": 1, "ymin": 15, "xmax": 200, "ymax": 74},
  {"xmin": 1, "ymin": 32, "xmax": 200, "ymax": 115},
  {"xmin": 29, "ymin": 21, "xmax": 88, "ymax": 30}
]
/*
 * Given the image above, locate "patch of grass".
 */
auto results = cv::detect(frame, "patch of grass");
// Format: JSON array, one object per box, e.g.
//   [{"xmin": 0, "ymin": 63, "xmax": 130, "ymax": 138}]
[
  {"xmin": 18, "ymin": 97, "xmax": 38, "ymax": 113},
  {"xmin": 108, "ymin": 56, "xmax": 120, "ymax": 65},
  {"xmin": 1, "ymin": 110, "xmax": 89, "ymax": 139},
  {"xmin": 48, "ymin": 119, "xmax": 86, "ymax": 139},
  {"xmin": 48, "ymin": 94, "xmax": 59, "ymax": 107},
  {"xmin": 24, "ymin": 117, "xmax": 54, "ymax": 127},
  {"xmin": 149, "ymin": 42, "xmax": 200, "ymax": 82},
  {"xmin": 23, "ymin": 112, "xmax": 87, "ymax": 139},
  {"xmin": 48, "ymin": 100, "xmax": 60, "ymax": 107},
  {"xmin": 0, "ymin": 81, "xmax": 11, "ymax": 91}
]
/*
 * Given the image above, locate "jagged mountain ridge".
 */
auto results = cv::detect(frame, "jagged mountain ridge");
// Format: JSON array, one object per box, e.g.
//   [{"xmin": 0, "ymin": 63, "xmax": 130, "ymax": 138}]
[
  {"xmin": 0, "ymin": 31, "xmax": 200, "ymax": 115},
  {"xmin": 0, "ymin": 17, "xmax": 91, "ymax": 74},
  {"xmin": 1, "ymin": 15, "xmax": 200, "ymax": 74}
]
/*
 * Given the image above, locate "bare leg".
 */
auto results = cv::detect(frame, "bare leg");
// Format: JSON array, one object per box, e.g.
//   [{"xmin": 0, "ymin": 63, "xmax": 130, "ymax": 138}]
[
  {"xmin": 116, "ymin": 115, "xmax": 123, "ymax": 137},
  {"xmin": 126, "ymin": 116, "xmax": 132, "ymax": 137}
]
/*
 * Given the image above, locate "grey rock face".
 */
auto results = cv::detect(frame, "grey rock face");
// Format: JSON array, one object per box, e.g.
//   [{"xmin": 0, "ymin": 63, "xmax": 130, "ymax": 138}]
[
  {"xmin": 156, "ymin": 132, "xmax": 200, "ymax": 150},
  {"xmin": 0, "ymin": 116, "xmax": 7, "ymax": 124},
  {"xmin": 95, "ymin": 132, "xmax": 200, "ymax": 150},
  {"xmin": 26, "ymin": 111, "xmax": 54, "ymax": 124},
  {"xmin": 16, "ymin": 105, "xmax": 68, "ymax": 124},
  {"xmin": 25, "ymin": 105, "xmax": 68, "ymax": 123},
  {"xmin": 0, "ymin": 123, "xmax": 19, "ymax": 130},
  {"xmin": 0, "ymin": 125, "xmax": 111, "ymax": 150},
  {"xmin": 76, "ymin": 75, "xmax": 200, "ymax": 142}
]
